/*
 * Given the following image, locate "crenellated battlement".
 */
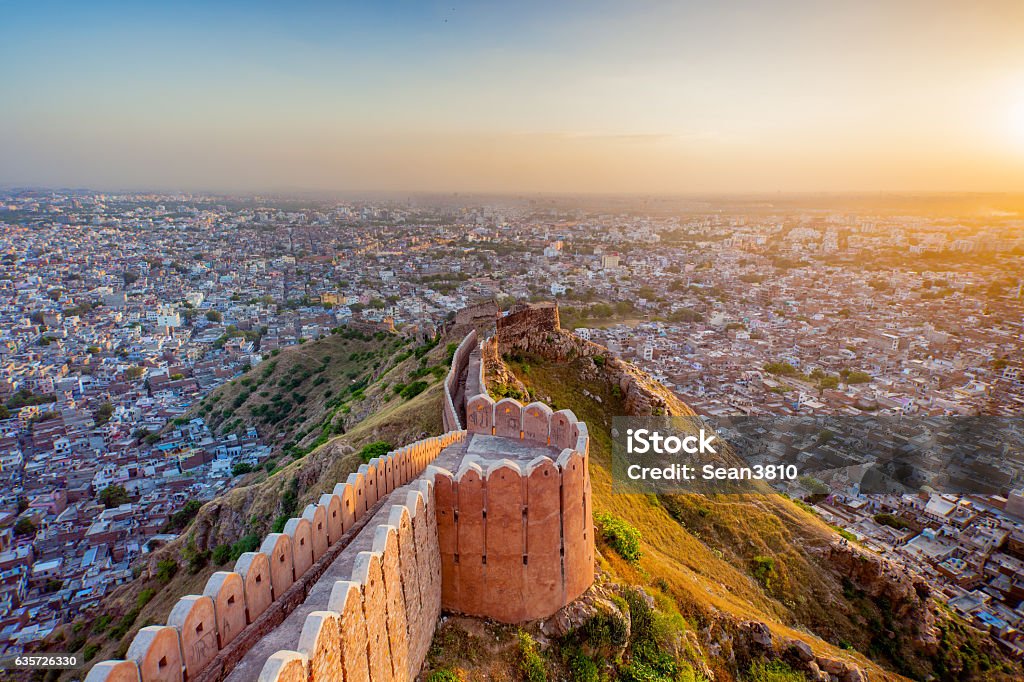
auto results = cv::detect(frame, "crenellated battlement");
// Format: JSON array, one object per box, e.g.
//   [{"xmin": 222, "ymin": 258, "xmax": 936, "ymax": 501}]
[
  {"xmin": 87, "ymin": 329, "xmax": 594, "ymax": 682},
  {"xmin": 432, "ymin": 393, "xmax": 594, "ymax": 624},
  {"xmin": 85, "ymin": 432, "xmax": 462, "ymax": 682}
]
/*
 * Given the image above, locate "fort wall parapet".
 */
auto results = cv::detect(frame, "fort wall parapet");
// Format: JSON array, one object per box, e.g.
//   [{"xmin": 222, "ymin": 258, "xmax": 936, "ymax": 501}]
[
  {"xmin": 443, "ymin": 329, "xmax": 477, "ymax": 432},
  {"xmin": 86, "ymin": 326, "xmax": 595, "ymax": 682},
  {"xmin": 434, "ymin": 395, "xmax": 593, "ymax": 623},
  {"xmin": 85, "ymin": 432, "xmax": 464, "ymax": 682}
]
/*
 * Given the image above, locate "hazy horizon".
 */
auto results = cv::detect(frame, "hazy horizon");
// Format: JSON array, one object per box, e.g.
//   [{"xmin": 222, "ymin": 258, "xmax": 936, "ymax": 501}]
[{"xmin": 4, "ymin": 1, "xmax": 1024, "ymax": 194}]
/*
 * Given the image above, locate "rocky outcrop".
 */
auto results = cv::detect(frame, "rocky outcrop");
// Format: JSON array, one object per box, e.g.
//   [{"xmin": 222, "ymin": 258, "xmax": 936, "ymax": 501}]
[
  {"xmin": 494, "ymin": 303, "xmax": 694, "ymax": 417},
  {"xmin": 827, "ymin": 541, "xmax": 939, "ymax": 655},
  {"xmin": 540, "ymin": 582, "xmax": 630, "ymax": 645},
  {"xmin": 482, "ymin": 337, "xmax": 528, "ymax": 399},
  {"xmin": 700, "ymin": 612, "xmax": 871, "ymax": 682}
]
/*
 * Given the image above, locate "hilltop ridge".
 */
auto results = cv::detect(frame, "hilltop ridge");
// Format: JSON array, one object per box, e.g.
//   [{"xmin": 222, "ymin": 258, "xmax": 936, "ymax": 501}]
[
  {"xmin": 436, "ymin": 304, "xmax": 1016, "ymax": 682},
  {"xmin": 59, "ymin": 306, "xmax": 1021, "ymax": 682}
]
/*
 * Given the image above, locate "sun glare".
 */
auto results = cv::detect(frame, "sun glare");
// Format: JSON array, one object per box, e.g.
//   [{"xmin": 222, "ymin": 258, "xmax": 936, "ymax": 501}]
[{"xmin": 1008, "ymin": 90, "xmax": 1024, "ymax": 149}]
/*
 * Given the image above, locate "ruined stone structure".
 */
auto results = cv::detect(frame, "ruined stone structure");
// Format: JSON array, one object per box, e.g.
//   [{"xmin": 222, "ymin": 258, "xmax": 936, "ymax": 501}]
[
  {"xmin": 86, "ymin": 329, "xmax": 593, "ymax": 682},
  {"xmin": 453, "ymin": 298, "xmax": 499, "ymax": 330},
  {"xmin": 495, "ymin": 301, "xmax": 560, "ymax": 343}
]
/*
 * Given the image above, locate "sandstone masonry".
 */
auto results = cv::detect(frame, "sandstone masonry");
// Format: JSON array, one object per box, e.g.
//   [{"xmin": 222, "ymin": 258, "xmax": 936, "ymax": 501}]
[{"xmin": 86, "ymin": 329, "xmax": 595, "ymax": 682}]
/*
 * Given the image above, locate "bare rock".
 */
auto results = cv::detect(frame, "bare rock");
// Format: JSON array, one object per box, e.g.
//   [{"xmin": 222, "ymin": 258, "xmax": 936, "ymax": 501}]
[
  {"xmin": 827, "ymin": 541, "xmax": 936, "ymax": 653},
  {"xmin": 540, "ymin": 583, "xmax": 630, "ymax": 659},
  {"xmin": 787, "ymin": 638, "xmax": 815, "ymax": 662},
  {"xmin": 841, "ymin": 668, "xmax": 869, "ymax": 682},
  {"xmin": 816, "ymin": 657, "xmax": 849, "ymax": 676},
  {"xmin": 743, "ymin": 621, "xmax": 773, "ymax": 650}
]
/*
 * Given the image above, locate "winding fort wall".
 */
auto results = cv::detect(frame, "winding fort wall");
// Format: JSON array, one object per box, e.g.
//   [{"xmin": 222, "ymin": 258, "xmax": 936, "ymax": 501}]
[{"xmin": 87, "ymin": 326, "xmax": 593, "ymax": 682}]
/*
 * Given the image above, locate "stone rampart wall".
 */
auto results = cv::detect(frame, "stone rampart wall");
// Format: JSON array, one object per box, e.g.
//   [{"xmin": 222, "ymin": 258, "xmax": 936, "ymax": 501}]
[
  {"xmin": 249, "ymin": 477, "xmax": 442, "ymax": 682},
  {"xmin": 85, "ymin": 432, "xmax": 464, "ymax": 682},
  {"xmin": 494, "ymin": 303, "xmax": 559, "ymax": 344},
  {"xmin": 434, "ymin": 396, "xmax": 594, "ymax": 623},
  {"xmin": 443, "ymin": 330, "xmax": 477, "ymax": 432}
]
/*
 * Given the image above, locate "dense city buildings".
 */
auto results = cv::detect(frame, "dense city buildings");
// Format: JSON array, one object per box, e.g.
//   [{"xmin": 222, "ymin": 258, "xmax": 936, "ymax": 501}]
[{"xmin": 0, "ymin": 189, "xmax": 1022, "ymax": 658}]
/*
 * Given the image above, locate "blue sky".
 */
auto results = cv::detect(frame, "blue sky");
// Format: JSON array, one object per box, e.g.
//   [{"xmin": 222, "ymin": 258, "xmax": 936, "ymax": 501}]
[{"xmin": 3, "ymin": 1, "xmax": 1024, "ymax": 193}]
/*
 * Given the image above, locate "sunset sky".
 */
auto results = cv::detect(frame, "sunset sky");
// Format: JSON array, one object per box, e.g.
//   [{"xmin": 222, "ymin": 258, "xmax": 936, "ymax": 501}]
[{"xmin": 4, "ymin": 1, "xmax": 1024, "ymax": 194}]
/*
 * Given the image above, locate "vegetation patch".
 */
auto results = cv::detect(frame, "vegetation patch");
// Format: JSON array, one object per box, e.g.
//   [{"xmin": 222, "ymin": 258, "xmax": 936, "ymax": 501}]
[
  {"xmin": 873, "ymin": 513, "xmax": 909, "ymax": 530},
  {"xmin": 750, "ymin": 555, "xmax": 776, "ymax": 591},
  {"xmin": 517, "ymin": 631, "xmax": 547, "ymax": 682},
  {"xmin": 746, "ymin": 659, "xmax": 806, "ymax": 682},
  {"xmin": 358, "ymin": 440, "xmax": 393, "ymax": 463},
  {"xmin": 596, "ymin": 512, "xmax": 642, "ymax": 562}
]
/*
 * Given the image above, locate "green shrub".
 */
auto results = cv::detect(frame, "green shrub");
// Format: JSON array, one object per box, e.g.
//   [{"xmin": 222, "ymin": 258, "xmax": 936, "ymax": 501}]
[
  {"xmin": 750, "ymin": 556, "xmax": 776, "ymax": 591},
  {"xmin": 399, "ymin": 380, "xmax": 429, "ymax": 400},
  {"xmin": 137, "ymin": 588, "xmax": 156, "ymax": 609},
  {"xmin": 566, "ymin": 648, "xmax": 599, "ymax": 682},
  {"xmin": 746, "ymin": 659, "xmax": 806, "ymax": 682},
  {"xmin": 211, "ymin": 544, "xmax": 232, "ymax": 565},
  {"xmin": 230, "ymin": 534, "xmax": 262, "ymax": 560},
  {"xmin": 596, "ymin": 512, "xmax": 642, "ymax": 562},
  {"xmin": 359, "ymin": 440, "xmax": 393, "ymax": 463},
  {"xmin": 873, "ymin": 512, "xmax": 909, "ymax": 530},
  {"xmin": 232, "ymin": 462, "xmax": 254, "ymax": 476},
  {"xmin": 620, "ymin": 660, "xmax": 673, "ymax": 682},
  {"xmin": 580, "ymin": 610, "xmax": 629, "ymax": 649},
  {"xmin": 517, "ymin": 631, "xmax": 547, "ymax": 682},
  {"xmin": 109, "ymin": 608, "xmax": 140, "ymax": 640},
  {"xmin": 426, "ymin": 670, "xmax": 462, "ymax": 682},
  {"xmin": 92, "ymin": 614, "xmax": 112, "ymax": 634},
  {"xmin": 836, "ymin": 528, "xmax": 857, "ymax": 542},
  {"xmin": 163, "ymin": 499, "xmax": 202, "ymax": 532},
  {"xmin": 182, "ymin": 539, "xmax": 210, "ymax": 574},
  {"xmin": 156, "ymin": 559, "xmax": 178, "ymax": 584},
  {"xmin": 620, "ymin": 588, "xmax": 682, "ymax": 680}
]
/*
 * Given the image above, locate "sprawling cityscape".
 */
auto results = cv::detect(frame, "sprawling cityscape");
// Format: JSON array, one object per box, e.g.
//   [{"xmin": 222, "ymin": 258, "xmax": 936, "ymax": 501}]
[
  {"xmin": 5, "ymin": 1, "xmax": 1024, "ymax": 679},
  {"xmin": 0, "ymin": 190, "xmax": 1021, "ymax": 667}
]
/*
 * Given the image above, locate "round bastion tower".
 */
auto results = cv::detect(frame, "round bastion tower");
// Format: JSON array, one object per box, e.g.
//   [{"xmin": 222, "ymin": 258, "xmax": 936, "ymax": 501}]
[
  {"xmin": 84, "ymin": 329, "xmax": 595, "ymax": 682},
  {"xmin": 430, "ymin": 392, "xmax": 595, "ymax": 623}
]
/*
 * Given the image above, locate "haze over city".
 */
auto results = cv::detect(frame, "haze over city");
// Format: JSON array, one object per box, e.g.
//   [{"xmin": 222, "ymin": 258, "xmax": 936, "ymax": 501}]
[
  {"xmin": 5, "ymin": 0, "xmax": 1024, "ymax": 194},
  {"xmin": 5, "ymin": 2, "xmax": 1024, "ymax": 680}
]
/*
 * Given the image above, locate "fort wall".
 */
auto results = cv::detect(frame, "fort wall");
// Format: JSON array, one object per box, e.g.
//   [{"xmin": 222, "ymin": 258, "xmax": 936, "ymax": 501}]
[
  {"xmin": 87, "ymin": 432, "xmax": 463, "ymax": 682},
  {"xmin": 443, "ymin": 329, "xmax": 477, "ymax": 432},
  {"xmin": 87, "ymin": 327, "xmax": 595, "ymax": 682},
  {"xmin": 257, "ymin": 478, "xmax": 443, "ymax": 682},
  {"xmin": 495, "ymin": 302, "xmax": 559, "ymax": 344},
  {"xmin": 432, "ymin": 396, "xmax": 593, "ymax": 623}
]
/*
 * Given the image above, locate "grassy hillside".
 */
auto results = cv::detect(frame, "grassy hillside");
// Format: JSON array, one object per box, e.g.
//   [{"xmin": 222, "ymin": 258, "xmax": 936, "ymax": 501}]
[
  {"xmin": 423, "ymin": 347, "xmax": 1019, "ymax": 682},
  {"xmin": 55, "ymin": 329, "xmax": 454, "ymax": 676},
  {"xmin": 196, "ymin": 328, "xmax": 449, "ymax": 462}
]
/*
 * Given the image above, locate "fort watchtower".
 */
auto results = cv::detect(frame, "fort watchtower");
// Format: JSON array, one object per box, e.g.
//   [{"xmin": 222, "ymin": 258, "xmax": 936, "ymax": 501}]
[{"xmin": 87, "ymin": 328, "xmax": 593, "ymax": 682}]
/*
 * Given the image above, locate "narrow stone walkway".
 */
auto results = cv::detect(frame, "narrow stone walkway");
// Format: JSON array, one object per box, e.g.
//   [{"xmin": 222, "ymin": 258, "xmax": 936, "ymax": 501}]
[
  {"xmin": 223, "ymin": 440, "xmax": 471, "ymax": 682},
  {"xmin": 465, "ymin": 348, "xmax": 482, "ymax": 399}
]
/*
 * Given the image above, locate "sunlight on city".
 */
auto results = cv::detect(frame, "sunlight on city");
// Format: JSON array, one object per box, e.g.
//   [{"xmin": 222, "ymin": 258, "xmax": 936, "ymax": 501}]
[{"xmin": 0, "ymin": 3, "xmax": 1023, "ymax": 682}]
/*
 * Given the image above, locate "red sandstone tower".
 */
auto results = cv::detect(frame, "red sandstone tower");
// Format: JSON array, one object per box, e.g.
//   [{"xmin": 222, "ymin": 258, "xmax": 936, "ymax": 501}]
[{"xmin": 432, "ymin": 392, "xmax": 595, "ymax": 623}]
